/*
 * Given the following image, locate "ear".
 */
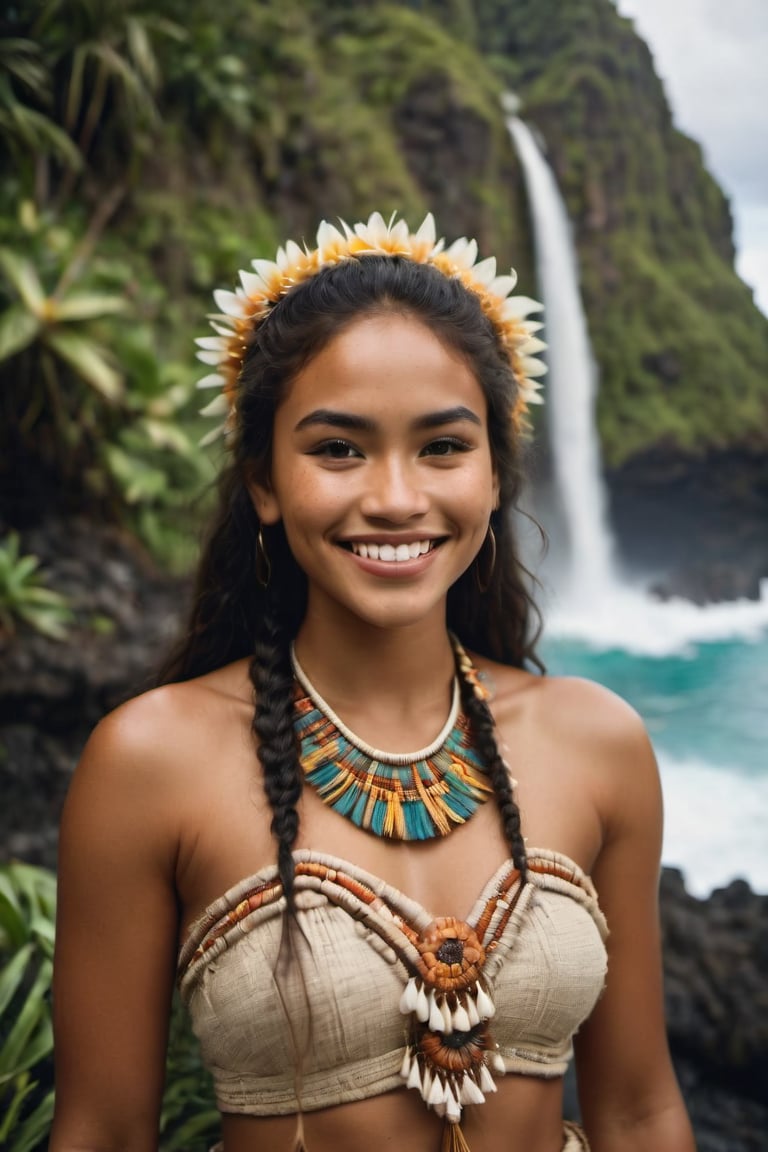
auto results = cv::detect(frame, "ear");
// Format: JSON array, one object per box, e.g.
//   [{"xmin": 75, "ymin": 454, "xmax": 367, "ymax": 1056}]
[{"xmin": 245, "ymin": 465, "xmax": 282, "ymax": 525}]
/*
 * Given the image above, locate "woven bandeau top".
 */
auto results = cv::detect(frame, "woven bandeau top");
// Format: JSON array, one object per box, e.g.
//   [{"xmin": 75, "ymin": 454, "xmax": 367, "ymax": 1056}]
[{"xmin": 177, "ymin": 848, "xmax": 608, "ymax": 1116}]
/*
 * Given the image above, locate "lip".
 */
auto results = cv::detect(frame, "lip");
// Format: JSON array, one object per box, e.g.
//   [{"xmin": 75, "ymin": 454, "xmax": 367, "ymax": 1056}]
[{"xmin": 336, "ymin": 533, "xmax": 445, "ymax": 546}]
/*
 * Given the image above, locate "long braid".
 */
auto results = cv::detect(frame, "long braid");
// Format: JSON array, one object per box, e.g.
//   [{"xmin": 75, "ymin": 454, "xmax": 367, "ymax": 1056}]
[
  {"xmin": 250, "ymin": 595, "xmax": 302, "ymax": 908},
  {"xmin": 455, "ymin": 647, "xmax": 528, "ymax": 883}
]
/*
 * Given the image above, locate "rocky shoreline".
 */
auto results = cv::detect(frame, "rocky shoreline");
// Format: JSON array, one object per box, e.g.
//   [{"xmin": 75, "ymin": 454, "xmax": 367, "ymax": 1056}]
[{"xmin": 1, "ymin": 518, "xmax": 766, "ymax": 1150}]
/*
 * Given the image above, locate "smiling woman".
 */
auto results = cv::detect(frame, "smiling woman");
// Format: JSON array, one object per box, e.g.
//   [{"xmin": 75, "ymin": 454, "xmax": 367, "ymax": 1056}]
[{"xmin": 50, "ymin": 214, "xmax": 694, "ymax": 1152}]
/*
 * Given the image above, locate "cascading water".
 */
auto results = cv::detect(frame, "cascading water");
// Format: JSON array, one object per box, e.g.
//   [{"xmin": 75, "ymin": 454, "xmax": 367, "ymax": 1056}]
[{"xmin": 507, "ymin": 115, "xmax": 616, "ymax": 606}]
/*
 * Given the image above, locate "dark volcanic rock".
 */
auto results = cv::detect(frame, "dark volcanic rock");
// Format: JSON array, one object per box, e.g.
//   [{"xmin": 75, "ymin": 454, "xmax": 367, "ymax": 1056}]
[
  {"xmin": 607, "ymin": 447, "xmax": 768, "ymax": 604},
  {"xmin": 0, "ymin": 518, "xmax": 188, "ymax": 868},
  {"xmin": 661, "ymin": 868, "xmax": 768, "ymax": 1149}
]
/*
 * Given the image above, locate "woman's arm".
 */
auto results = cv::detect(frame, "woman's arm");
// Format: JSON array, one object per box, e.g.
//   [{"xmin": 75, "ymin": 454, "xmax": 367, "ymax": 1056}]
[
  {"xmin": 50, "ymin": 693, "xmax": 184, "ymax": 1152},
  {"xmin": 574, "ymin": 698, "xmax": 696, "ymax": 1151}
]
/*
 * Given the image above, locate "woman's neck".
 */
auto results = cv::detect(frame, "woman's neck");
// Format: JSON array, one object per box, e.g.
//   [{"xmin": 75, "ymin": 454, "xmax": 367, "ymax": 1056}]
[{"xmin": 293, "ymin": 609, "xmax": 457, "ymax": 742}]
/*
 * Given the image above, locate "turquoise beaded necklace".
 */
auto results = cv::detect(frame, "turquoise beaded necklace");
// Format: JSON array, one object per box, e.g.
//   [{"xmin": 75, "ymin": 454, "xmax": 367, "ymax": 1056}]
[{"xmin": 291, "ymin": 640, "xmax": 492, "ymax": 841}]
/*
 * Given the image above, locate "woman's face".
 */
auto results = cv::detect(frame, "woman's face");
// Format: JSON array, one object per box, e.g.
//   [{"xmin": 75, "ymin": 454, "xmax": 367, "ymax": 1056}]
[{"xmin": 250, "ymin": 312, "xmax": 499, "ymax": 633}]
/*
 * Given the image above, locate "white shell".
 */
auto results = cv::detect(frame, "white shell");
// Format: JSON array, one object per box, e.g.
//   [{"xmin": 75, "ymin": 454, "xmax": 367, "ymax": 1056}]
[
  {"xmin": 452, "ymin": 1004, "xmax": 471, "ymax": 1032},
  {"xmin": 460, "ymin": 1076, "xmax": 485, "ymax": 1105},
  {"xmin": 429, "ymin": 996, "xmax": 445, "ymax": 1033},
  {"xmin": 445, "ymin": 1091, "xmax": 462, "ymax": 1122},
  {"xmin": 400, "ymin": 1047, "xmax": 412, "ymax": 1078},
  {"xmin": 440, "ymin": 998, "xmax": 453, "ymax": 1033},
  {"xmin": 466, "ymin": 995, "xmax": 480, "ymax": 1027},
  {"xmin": 407, "ymin": 1059, "xmax": 422, "ymax": 1091},
  {"xmin": 476, "ymin": 984, "xmax": 496, "ymax": 1019},
  {"xmin": 399, "ymin": 978, "xmax": 418, "ymax": 1015},
  {"xmin": 479, "ymin": 1063, "xmax": 497, "ymax": 1094},
  {"xmin": 415, "ymin": 984, "xmax": 430, "ymax": 1023},
  {"xmin": 489, "ymin": 1050, "xmax": 507, "ymax": 1075},
  {"xmin": 427, "ymin": 1075, "xmax": 445, "ymax": 1107}
]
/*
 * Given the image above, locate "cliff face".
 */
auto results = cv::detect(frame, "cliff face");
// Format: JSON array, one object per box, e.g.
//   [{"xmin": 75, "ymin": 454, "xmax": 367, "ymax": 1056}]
[{"xmin": 6, "ymin": 0, "xmax": 765, "ymax": 591}]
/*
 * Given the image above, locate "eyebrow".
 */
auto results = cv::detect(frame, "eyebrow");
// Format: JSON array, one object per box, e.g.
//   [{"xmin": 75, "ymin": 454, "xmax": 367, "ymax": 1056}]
[{"xmin": 294, "ymin": 406, "xmax": 482, "ymax": 433}]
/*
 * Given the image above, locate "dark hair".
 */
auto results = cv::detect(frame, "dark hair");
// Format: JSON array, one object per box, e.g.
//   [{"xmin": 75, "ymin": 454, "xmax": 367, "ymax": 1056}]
[{"xmin": 159, "ymin": 254, "xmax": 543, "ymax": 899}]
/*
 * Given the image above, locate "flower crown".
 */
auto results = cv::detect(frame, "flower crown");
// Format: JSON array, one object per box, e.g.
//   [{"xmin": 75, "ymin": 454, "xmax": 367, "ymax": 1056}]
[{"xmin": 195, "ymin": 211, "xmax": 546, "ymax": 444}]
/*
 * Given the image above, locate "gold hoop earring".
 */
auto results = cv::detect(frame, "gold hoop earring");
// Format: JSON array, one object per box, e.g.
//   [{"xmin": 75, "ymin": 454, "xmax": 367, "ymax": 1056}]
[
  {"xmin": 475, "ymin": 524, "xmax": 496, "ymax": 594},
  {"xmin": 255, "ymin": 525, "xmax": 272, "ymax": 588}
]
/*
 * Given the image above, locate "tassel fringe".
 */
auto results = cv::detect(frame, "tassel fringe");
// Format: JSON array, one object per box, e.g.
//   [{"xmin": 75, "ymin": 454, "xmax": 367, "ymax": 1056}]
[{"xmin": 441, "ymin": 1119, "xmax": 472, "ymax": 1152}]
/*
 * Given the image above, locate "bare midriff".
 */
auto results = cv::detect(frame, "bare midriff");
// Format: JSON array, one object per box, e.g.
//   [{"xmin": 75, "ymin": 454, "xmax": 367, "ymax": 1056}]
[{"xmin": 220, "ymin": 1076, "xmax": 566, "ymax": 1152}]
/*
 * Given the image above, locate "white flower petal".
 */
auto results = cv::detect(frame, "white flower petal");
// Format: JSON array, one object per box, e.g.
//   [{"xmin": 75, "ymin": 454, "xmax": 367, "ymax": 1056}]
[
  {"xmin": 470, "ymin": 256, "xmax": 497, "ymax": 285},
  {"xmin": 196, "ymin": 349, "xmax": 224, "ymax": 365},
  {"xmin": 199, "ymin": 393, "xmax": 231, "ymax": 417},
  {"xmin": 251, "ymin": 258, "xmax": 281, "ymax": 286},
  {"xmin": 199, "ymin": 422, "xmax": 226, "ymax": 447},
  {"xmin": 519, "ymin": 335, "xmax": 547, "ymax": 355},
  {"xmin": 501, "ymin": 295, "xmax": 544, "ymax": 320},
  {"xmin": 196, "ymin": 372, "xmax": 225, "ymax": 390},
  {"xmin": 213, "ymin": 288, "xmax": 245, "ymax": 317},
  {"xmin": 444, "ymin": 237, "xmax": 478, "ymax": 268},
  {"xmin": 416, "ymin": 213, "xmax": 436, "ymax": 246},
  {"xmin": 390, "ymin": 219, "xmax": 410, "ymax": 246},
  {"xmin": 195, "ymin": 336, "xmax": 228, "ymax": 351},
  {"xmin": 488, "ymin": 273, "xmax": 518, "ymax": 298},
  {"xmin": 208, "ymin": 319, "xmax": 235, "ymax": 336},
  {"xmin": 316, "ymin": 220, "xmax": 346, "ymax": 254},
  {"xmin": 239, "ymin": 269, "xmax": 268, "ymax": 296},
  {"xmin": 520, "ymin": 356, "xmax": 547, "ymax": 377}
]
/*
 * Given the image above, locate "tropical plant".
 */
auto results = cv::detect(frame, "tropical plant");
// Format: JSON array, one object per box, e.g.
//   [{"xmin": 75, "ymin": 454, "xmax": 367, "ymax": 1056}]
[
  {"xmin": 0, "ymin": 863, "xmax": 56, "ymax": 1152},
  {"xmin": 0, "ymin": 533, "xmax": 72, "ymax": 641},
  {"xmin": 0, "ymin": 36, "xmax": 82, "ymax": 200},
  {"xmin": 0, "ymin": 861, "xmax": 219, "ymax": 1152}
]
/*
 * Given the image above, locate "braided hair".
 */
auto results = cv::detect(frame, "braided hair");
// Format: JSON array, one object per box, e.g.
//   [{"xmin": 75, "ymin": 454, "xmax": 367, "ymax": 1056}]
[{"xmin": 159, "ymin": 254, "xmax": 543, "ymax": 901}]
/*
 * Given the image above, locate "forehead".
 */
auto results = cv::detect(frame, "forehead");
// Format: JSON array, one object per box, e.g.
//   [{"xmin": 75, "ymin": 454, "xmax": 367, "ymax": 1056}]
[{"xmin": 278, "ymin": 312, "xmax": 486, "ymax": 420}]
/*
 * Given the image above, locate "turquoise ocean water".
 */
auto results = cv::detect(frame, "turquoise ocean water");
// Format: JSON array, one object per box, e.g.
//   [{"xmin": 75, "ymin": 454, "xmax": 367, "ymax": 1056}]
[{"xmin": 541, "ymin": 588, "xmax": 768, "ymax": 896}]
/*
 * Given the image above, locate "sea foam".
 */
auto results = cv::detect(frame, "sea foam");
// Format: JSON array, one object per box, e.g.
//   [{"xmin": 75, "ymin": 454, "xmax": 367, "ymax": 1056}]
[{"xmin": 659, "ymin": 751, "xmax": 768, "ymax": 896}]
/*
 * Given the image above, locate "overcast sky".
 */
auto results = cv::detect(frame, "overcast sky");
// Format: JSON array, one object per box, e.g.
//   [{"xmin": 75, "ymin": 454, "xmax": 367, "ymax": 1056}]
[{"xmin": 615, "ymin": 0, "xmax": 768, "ymax": 315}]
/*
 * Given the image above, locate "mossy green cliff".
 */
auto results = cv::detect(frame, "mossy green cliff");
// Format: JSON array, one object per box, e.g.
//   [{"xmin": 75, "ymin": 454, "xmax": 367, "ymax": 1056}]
[{"xmin": 2, "ymin": 0, "xmax": 766, "ymax": 532}]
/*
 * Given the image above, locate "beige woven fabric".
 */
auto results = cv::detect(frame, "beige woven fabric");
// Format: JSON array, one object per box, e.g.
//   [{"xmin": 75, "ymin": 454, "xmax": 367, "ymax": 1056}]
[{"xmin": 178, "ymin": 849, "xmax": 608, "ymax": 1116}]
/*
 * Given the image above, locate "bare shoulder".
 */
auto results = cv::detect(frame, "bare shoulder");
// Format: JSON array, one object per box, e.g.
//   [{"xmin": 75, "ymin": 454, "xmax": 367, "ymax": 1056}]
[
  {"xmin": 77, "ymin": 660, "xmax": 252, "ymax": 785},
  {"xmin": 478, "ymin": 657, "xmax": 648, "ymax": 747},
  {"xmin": 63, "ymin": 660, "xmax": 255, "ymax": 866},
  {"xmin": 475, "ymin": 657, "xmax": 661, "ymax": 843}
]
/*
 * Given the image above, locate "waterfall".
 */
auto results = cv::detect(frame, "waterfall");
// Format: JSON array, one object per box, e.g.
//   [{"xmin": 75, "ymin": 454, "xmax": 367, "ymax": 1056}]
[{"xmin": 507, "ymin": 115, "xmax": 616, "ymax": 605}]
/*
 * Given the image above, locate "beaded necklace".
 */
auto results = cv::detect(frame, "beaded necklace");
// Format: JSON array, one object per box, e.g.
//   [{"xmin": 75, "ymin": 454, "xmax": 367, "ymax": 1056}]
[{"xmin": 291, "ymin": 640, "xmax": 493, "ymax": 841}]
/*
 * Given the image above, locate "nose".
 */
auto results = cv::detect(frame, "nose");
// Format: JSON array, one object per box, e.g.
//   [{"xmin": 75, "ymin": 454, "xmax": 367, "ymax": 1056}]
[{"xmin": 359, "ymin": 455, "xmax": 430, "ymax": 522}]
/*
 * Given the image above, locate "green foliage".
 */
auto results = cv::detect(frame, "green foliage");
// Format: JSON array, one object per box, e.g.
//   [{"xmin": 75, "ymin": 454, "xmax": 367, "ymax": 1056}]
[
  {"xmin": 0, "ymin": 863, "xmax": 56, "ymax": 1152},
  {"xmin": 159, "ymin": 998, "xmax": 219, "ymax": 1152},
  {"xmin": 0, "ymin": 534, "xmax": 72, "ymax": 641},
  {"xmin": 0, "ymin": 864, "xmax": 220, "ymax": 1152},
  {"xmin": 1, "ymin": 0, "xmax": 766, "ymax": 557}
]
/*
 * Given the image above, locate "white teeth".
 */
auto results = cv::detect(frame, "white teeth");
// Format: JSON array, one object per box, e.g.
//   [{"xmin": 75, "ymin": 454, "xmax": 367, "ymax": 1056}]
[{"xmin": 349, "ymin": 540, "xmax": 433, "ymax": 561}]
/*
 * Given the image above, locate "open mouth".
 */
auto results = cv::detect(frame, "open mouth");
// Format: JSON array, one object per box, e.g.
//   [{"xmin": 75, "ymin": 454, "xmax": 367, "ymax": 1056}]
[{"xmin": 340, "ymin": 540, "xmax": 440, "ymax": 562}]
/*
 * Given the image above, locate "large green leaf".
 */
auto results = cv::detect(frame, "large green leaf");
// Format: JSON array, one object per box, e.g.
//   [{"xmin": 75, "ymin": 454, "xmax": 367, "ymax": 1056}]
[
  {"xmin": 0, "ymin": 945, "xmax": 33, "ymax": 1018},
  {"xmin": 43, "ymin": 329, "xmax": 123, "ymax": 399},
  {"xmin": 53, "ymin": 293, "xmax": 128, "ymax": 321},
  {"xmin": 4, "ymin": 1089, "xmax": 55, "ymax": 1152},
  {"xmin": 0, "ymin": 889, "xmax": 27, "ymax": 952},
  {"xmin": 0, "ymin": 251, "xmax": 45, "ymax": 314},
  {"xmin": 0, "ymin": 957, "xmax": 53, "ymax": 1076},
  {"xmin": 0, "ymin": 307, "xmax": 40, "ymax": 362}
]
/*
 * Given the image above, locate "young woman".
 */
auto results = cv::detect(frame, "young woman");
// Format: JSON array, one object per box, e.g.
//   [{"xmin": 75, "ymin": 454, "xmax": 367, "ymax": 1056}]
[{"xmin": 51, "ymin": 213, "xmax": 695, "ymax": 1152}]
